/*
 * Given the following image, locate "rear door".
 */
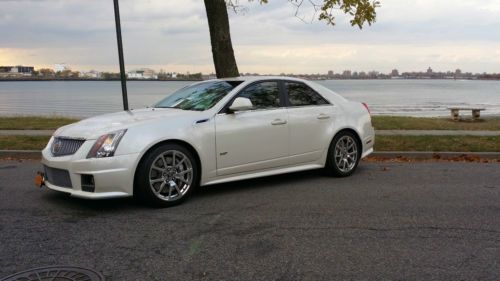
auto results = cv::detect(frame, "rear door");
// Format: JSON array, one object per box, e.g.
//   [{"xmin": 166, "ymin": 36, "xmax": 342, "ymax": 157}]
[
  {"xmin": 215, "ymin": 81, "xmax": 289, "ymax": 176},
  {"xmin": 284, "ymin": 81, "xmax": 336, "ymax": 165}
]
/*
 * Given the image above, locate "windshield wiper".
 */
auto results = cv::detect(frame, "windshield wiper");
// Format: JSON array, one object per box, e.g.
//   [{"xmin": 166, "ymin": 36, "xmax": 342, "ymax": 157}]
[{"xmin": 154, "ymin": 106, "xmax": 182, "ymax": 109}]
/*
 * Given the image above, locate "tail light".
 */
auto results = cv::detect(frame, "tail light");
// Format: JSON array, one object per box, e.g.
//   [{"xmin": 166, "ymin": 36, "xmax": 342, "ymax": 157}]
[{"xmin": 362, "ymin": 102, "xmax": 371, "ymax": 115}]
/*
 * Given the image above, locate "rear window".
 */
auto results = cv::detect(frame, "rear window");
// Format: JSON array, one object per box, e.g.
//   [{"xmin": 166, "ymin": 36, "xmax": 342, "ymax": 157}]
[{"xmin": 285, "ymin": 82, "xmax": 329, "ymax": 106}]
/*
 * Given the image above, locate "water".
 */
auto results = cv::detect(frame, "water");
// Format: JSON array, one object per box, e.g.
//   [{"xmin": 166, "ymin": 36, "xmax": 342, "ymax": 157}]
[
  {"xmin": 320, "ymin": 80, "xmax": 500, "ymax": 117},
  {"xmin": 0, "ymin": 80, "xmax": 499, "ymax": 117}
]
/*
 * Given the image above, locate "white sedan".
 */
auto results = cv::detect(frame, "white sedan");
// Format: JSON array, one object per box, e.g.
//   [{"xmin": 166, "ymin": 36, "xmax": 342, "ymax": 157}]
[{"xmin": 40, "ymin": 76, "xmax": 374, "ymax": 207}]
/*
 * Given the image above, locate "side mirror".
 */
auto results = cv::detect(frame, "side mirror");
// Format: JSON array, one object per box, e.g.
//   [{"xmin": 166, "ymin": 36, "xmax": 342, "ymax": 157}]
[{"xmin": 229, "ymin": 97, "xmax": 253, "ymax": 112}]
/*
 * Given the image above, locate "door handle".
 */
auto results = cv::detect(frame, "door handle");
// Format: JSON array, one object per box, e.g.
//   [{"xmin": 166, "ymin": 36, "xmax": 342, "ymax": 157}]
[
  {"xmin": 317, "ymin": 114, "xmax": 331, "ymax": 120},
  {"xmin": 271, "ymin": 119, "xmax": 287, "ymax": 125}
]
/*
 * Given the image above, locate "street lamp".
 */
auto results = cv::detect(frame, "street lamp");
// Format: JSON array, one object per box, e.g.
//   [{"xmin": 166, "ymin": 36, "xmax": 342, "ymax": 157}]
[{"xmin": 113, "ymin": 0, "xmax": 129, "ymax": 110}]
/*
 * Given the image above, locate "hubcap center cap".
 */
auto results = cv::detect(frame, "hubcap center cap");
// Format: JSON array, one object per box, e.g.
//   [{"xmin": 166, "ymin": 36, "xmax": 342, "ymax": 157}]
[{"xmin": 162, "ymin": 168, "xmax": 177, "ymax": 180}]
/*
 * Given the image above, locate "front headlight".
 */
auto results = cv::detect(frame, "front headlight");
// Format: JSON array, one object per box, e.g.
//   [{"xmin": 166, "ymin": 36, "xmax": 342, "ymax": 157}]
[{"xmin": 87, "ymin": 129, "xmax": 127, "ymax": 158}]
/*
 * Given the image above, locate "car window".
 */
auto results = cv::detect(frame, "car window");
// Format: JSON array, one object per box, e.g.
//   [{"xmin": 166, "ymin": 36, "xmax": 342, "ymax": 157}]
[
  {"xmin": 237, "ymin": 81, "xmax": 280, "ymax": 109},
  {"xmin": 154, "ymin": 81, "xmax": 241, "ymax": 111},
  {"xmin": 285, "ymin": 82, "xmax": 329, "ymax": 106}
]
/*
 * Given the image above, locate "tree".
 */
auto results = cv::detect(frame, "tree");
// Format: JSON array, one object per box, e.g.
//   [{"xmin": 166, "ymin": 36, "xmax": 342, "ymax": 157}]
[
  {"xmin": 204, "ymin": 0, "xmax": 240, "ymax": 78},
  {"xmin": 39, "ymin": 68, "xmax": 55, "ymax": 78},
  {"xmin": 203, "ymin": 0, "xmax": 380, "ymax": 78}
]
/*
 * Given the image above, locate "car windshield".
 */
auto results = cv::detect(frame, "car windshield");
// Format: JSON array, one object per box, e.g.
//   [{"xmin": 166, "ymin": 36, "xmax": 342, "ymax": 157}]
[{"xmin": 154, "ymin": 81, "xmax": 241, "ymax": 111}]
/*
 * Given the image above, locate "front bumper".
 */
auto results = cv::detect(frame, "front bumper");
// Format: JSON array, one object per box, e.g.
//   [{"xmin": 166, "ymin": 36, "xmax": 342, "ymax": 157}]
[{"xmin": 41, "ymin": 141, "xmax": 139, "ymax": 199}]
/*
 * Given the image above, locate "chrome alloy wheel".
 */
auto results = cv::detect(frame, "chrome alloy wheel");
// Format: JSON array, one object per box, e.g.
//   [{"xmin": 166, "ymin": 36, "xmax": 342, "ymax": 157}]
[
  {"xmin": 334, "ymin": 135, "xmax": 358, "ymax": 173},
  {"xmin": 149, "ymin": 150, "xmax": 193, "ymax": 201}
]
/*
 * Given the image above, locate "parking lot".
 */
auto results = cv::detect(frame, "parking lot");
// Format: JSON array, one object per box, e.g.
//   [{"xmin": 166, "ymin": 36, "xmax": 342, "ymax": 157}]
[{"xmin": 0, "ymin": 160, "xmax": 499, "ymax": 280}]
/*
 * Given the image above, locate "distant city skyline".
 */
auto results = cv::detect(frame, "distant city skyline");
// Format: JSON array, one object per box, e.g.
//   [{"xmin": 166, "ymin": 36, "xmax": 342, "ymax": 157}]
[
  {"xmin": 3, "ymin": 64, "xmax": 499, "ymax": 81},
  {"xmin": 3, "ymin": 63, "xmax": 498, "ymax": 76},
  {"xmin": 1, "ymin": 0, "xmax": 500, "ymax": 74}
]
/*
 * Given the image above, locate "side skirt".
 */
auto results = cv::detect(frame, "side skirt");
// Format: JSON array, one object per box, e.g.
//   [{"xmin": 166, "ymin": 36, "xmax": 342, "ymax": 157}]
[{"xmin": 202, "ymin": 163, "xmax": 324, "ymax": 186}]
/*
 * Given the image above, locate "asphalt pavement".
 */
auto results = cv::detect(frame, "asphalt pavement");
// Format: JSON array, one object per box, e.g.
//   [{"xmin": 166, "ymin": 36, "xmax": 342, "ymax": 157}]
[{"xmin": 0, "ymin": 160, "xmax": 499, "ymax": 280}]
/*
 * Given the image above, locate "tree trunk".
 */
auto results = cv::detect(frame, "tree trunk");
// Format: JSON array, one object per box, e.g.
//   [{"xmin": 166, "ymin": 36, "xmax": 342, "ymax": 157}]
[{"xmin": 204, "ymin": 0, "xmax": 240, "ymax": 78}]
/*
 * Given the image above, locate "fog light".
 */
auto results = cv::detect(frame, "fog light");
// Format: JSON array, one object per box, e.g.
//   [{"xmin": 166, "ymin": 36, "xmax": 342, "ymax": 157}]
[{"xmin": 81, "ymin": 174, "xmax": 95, "ymax": 192}]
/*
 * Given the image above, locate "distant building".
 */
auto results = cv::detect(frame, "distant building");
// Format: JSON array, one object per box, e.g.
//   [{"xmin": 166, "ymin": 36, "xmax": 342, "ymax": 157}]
[
  {"xmin": 391, "ymin": 69, "xmax": 399, "ymax": 77},
  {"xmin": 368, "ymin": 70, "xmax": 379, "ymax": 78},
  {"xmin": 327, "ymin": 70, "xmax": 334, "ymax": 77},
  {"xmin": 54, "ymin": 63, "xmax": 70, "ymax": 72},
  {"xmin": 426, "ymin": 67, "xmax": 433, "ymax": 74},
  {"xmin": 0, "ymin": 65, "xmax": 34, "ymax": 77},
  {"xmin": 127, "ymin": 68, "xmax": 158, "ymax": 79},
  {"xmin": 342, "ymin": 70, "xmax": 352, "ymax": 78},
  {"xmin": 81, "ymin": 70, "xmax": 101, "ymax": 79}
]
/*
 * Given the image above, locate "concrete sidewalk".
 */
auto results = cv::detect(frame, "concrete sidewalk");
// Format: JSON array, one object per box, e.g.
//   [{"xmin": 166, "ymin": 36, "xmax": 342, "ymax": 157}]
[{"xmin": 2, "ymin": 129, "xmax": 500, "ymax": 136}]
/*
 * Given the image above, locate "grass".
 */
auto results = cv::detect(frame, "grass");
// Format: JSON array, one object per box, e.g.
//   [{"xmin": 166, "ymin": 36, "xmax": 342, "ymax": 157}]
[
  {"xmin": 1, "ymin": 115, "xmax": 500, "ymax": 152},
  {"xmin": 375, "ymin": 135, "xmax": 500, "ymax": 152},
  {"xmin": 1, "ymin": 135, "xmax": 499, "ymax": 152},
  {"xmin": 1, "ymin": 116, "xmax": 500, "ymax": 131},
  {"xmin": 0, "ymin": 116, "xmax": 79, "ymax": 130},
  {"xmin": 0, "ymin": 136, "xmax": 51, "ymax": 150},
  {"xmin": 372, "ymin": 116, "xmax": 500, "ymax": 131}
]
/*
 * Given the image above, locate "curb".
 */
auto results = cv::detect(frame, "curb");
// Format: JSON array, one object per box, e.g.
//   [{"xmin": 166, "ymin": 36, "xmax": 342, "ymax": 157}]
[
  {"xmin": 2, "ymin": 150, "xmax": 500, "ymax": 160},
  {"xmin": 375, "ymin": 130, "xmax": 500, "ymax": 136},
  {"xmin": 370, "ymin": 151, "xmax": 500, "ymax": 159}
]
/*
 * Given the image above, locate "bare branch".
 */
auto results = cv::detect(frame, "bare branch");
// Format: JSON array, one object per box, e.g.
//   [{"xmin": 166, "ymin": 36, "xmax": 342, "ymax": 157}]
[
  {"xmin": 225, "ymin": 0, "xmax": 248, "ymax": 14},
  {"xmin": 227, "ymin": 0, "xmax": 380, "ymax": 28}
]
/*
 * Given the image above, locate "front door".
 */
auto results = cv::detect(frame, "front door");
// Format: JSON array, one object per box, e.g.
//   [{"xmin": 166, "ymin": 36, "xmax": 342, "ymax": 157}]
[{"xmin": 215, "ymin": 81, "xmax": 289, "ymax": 176}]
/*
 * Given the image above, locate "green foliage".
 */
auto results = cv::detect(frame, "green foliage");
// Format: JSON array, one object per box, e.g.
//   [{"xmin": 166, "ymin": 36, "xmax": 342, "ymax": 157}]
[
  {"xmin": 101, "ymin": 72, "xmax": 121, "ymax": 80},
  {"xmin": 38, "ymin": 68, "xmax": 55, "ymax": 78},
  {"xmin": 317, "ymin": 0, "xmax": 379, "ymax": 28},
  {"xmin": 176, "ymin": 72, "xmax": 203, "ymax": 80},
  {"xmin": 55, "ymin": 70, "xmax": 80, "ymax": 79},
  {"xmin": 248, "ymin": 0, "xmax": 379, "ymax": 28}
]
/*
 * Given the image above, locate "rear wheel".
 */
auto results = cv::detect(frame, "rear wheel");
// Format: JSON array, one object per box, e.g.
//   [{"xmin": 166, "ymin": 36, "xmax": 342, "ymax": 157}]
[
  {"xmin": 325, "ymin": 131, "xmax": 361, "ymax": 177},
  {"xmin": 135, "ymin": 143, "xmax": 199, "ymax": 207}
]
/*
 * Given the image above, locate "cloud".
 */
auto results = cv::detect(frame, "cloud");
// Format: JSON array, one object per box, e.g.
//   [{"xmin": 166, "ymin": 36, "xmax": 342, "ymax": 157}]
[{"xmin": 0, "ymin": 0, "xmax": 499, "ymax": 73}]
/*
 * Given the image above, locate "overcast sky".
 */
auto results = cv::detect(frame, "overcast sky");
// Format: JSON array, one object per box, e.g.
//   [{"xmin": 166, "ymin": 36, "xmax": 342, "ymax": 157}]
[{"xmin": 1, "ymin": 0, "xmax": 500, "ymax": 74}]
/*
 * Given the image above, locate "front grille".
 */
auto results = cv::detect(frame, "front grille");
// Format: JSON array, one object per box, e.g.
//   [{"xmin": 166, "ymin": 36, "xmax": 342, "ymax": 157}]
[
  {"xmin": 51, "ymin": 137, "xmax": 85, "ymax": 157},
  {"xmin": 44, "ymin": 165, "xmax": 72, "ymax": 188}
]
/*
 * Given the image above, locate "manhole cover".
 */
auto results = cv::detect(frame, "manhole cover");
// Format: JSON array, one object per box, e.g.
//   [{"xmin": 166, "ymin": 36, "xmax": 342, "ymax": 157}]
[{"xmin": 1, "ymin": 266, "xmax": 104, "ymax": 281}]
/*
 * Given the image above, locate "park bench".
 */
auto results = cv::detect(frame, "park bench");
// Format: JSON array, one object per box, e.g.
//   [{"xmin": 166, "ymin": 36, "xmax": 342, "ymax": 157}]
[{"xmin": 447, "ymin": 107, "xmax": 485, "ymax": 121}]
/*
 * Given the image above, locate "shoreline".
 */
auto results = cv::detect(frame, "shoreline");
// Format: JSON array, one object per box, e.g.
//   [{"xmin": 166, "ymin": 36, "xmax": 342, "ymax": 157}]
[
  {"xmin": 0, "ymin": 78, "xmax": 203, "ymax": 82},
  {"xmin": 2, "ymin": 78, "xmax": 500, "ymax": 82}
]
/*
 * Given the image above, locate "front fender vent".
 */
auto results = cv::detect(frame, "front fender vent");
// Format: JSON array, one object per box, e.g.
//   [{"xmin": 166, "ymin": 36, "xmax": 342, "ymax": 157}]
[{"xmin": 51, "ymin": 137, "xmax": 86, "ymax": 157}]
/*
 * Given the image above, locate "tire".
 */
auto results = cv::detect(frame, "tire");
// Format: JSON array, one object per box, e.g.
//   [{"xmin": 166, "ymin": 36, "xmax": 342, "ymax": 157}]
[
  {"xmin": 325, "ymin": 131, "xmax": 361, "ymax": 177},
  {"xmin": 135, "ymin": 143, "xmax": 199, "ymax": 207}
]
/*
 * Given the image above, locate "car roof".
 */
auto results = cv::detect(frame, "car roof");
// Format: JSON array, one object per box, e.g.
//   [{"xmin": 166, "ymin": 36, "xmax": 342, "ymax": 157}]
[{"xmin": 219, "ymin": 76, "xmax": 309, "ymax": 83}]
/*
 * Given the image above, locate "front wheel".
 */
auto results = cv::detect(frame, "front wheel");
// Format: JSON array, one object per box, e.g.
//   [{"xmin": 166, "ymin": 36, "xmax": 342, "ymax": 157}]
[
  {"xmin": 135, "ymin": 143, "xmax": 199, "ymax": 207},
  {"xmin": 325, "ymin": 131, "xmax": 361, "ymax": 177}
]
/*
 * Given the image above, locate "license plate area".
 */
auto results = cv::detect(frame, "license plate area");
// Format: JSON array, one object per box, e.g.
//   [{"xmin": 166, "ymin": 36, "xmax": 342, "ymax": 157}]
[{"xmin": 44, "ymin": 165, "xmax": 73, "ymax": 188}]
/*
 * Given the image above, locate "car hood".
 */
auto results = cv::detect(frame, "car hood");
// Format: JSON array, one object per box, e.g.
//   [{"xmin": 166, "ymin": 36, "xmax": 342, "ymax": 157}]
[{"xmin": 54, "ymin": 108, "xmax": 203, "ymax": 139}]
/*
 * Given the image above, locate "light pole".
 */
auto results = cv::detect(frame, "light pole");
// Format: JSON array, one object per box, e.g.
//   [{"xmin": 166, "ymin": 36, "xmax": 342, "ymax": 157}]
[{"xmin": 113, "ymin": 0, "xmax": 129, "ymax": 110}]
